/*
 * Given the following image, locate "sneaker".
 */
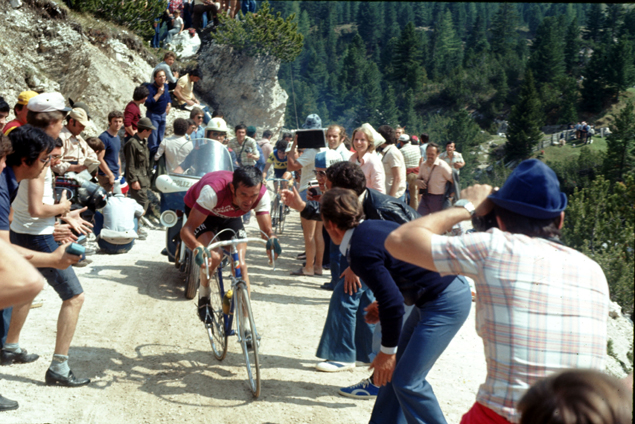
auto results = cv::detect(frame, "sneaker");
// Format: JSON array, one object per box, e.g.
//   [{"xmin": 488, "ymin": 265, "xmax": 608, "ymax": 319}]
[
  {"xmin": 338, "ymin": 378, "xmax": 379, "ymax": 399},
  {"xmin": 198, "ymin": 297, "xmax": 213, "ymax": 324},
  {"xmin": 72, "ymin": 258, "xmax": 93, "ymax": 268},
  {"xmin": 244, "ymin": 329, "xmax": 259, "ymax": 350},
  {"xmin": 315, "ymin": 360, "xmax": 355, "ymax": 372},
  {"xmin": 137, "ymin": 227, "xmax": 148, "ymax": 241}
]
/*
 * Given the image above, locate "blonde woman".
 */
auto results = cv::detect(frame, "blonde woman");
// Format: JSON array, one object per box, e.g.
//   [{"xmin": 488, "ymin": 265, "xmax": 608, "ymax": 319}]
[{"xmin": 348, "ymin": 127, "xmax": 385, "ymax": 194}]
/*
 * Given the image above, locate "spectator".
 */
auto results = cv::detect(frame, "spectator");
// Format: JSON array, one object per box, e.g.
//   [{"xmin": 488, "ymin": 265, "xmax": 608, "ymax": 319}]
[
  {"xmin": 246, "ymin": 125, "xmax": 266, "ymax": 172},
  {"xmin": 97, "ymin": 111, "xmax": 124, "ymax": 192},
  {"xmin": 25, "ymin": 93, "xmax": 70, "ymax": 136},
  {"xmin": 165, "ymin": 9, "xmax": 184, "ymax": 44},
  {"xmin": 124, "ymin": 85, "xmax": 149, "ymax": 142},
  {"xmin": 439, "ymin": 141, "xmax": 465, "ymax": 173},
  {"xmin": 410, "ymin": 135, "xmax": 420, "ymax": 145},
  {"xmin": 228, "ymin": 124, "xmax": 260, "ymax": 167},
  {"xmin": 85, "ymin": 137, "xmax": 105, "ymax": 156},
  {"xmin": 151, "ymin": 52, "xmax": 180, "ymax": 90},
  {"xmin": 0, "ymin": 97, "xmax": 10, "ymax": 128},
  {"xmin": 68, "ymin": 98, "xmax": 92, "ymax": 122},
  {"xmin": 326, "ymin": 124, "xmax": 352, "ymax": 160},
  {"xmin": 386, "ymin": 159, "xmax": 611, "ymax": 424},
  {"xmin": 4, "ymin": 126, "xmax": 89, "ymax": 389},
  {"xmin": 2, "ymin": 91, "xmax": 38, "ymax": 136},
  {"xmin": 174, "ymin": 69, "xmax": 203, "ymax": 109},
  {"xmin": 241, "ymin": 0, "xmax": 256, "ymax": 15},
  {"xmin": 349, "ymin": 126, "xmax": 385, "ymax": 194},
  {"xmin": 145, "ymin": 68, "xmax": 172, "ymax": 157},
  {"xmin": 186, "ymin": 107, "xmax": 204, "ymax": 140},
  {"xmin": 154, "ymin": 118, "xmax": 193, "ymax": 173},
  {"xmin": 396, "ymin": 133, "xmax": 422, "ymax": 210},
  {"xmin": 52, "ymin": 106, "xmax": 100, "ymax": 175},
  {"xmin": 518, "ymin": 369, "xmax": 633, "ymax": 424},
  {"xmin": 124, "ymin": 118, "xmax": 156, "ymax": 215},
  {"xmin": 395, "ymin": 126, "xmax": 405, "ymax": 139},
  {"xmin": 286, "ymin": 114, "xmax": 325, "ymax": 276},
  {"xmin": 192, "ymin": 0, "xmax": 218, "ymax": 31},
  {"xmin": 258, "ymin": 129, "xmax": 274, "ymax": 167},
  {"xmin": 94, "ymin": 192, "xmax": 145, "ymax": 253},
  {"xmin": 182, "ymin": 0, "xmax": 193, "ymax": 29},
  {"xmin": 186, "ymin": 118, "xmax": 197, "ymax": 141},
  {"xmin": 415, "ymin": 142, "xmax": 452, "ymax": 216},
  {"xmin": 321, "ymin": 188, "xmax": 470, "ymax": 424},
  {"xmin": 377, "ymin": 126, "xmax": 406, "ymax": 200},
  {"xmin": 419, "ymin": 133, "xmax": 429, "ymax": 163}
]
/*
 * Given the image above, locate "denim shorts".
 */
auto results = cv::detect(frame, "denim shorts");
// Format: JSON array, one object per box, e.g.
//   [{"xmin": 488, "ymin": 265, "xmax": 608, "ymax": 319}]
[{"xmin": 9, "ymin": 231, "xmax": 83, "ymax": 301}]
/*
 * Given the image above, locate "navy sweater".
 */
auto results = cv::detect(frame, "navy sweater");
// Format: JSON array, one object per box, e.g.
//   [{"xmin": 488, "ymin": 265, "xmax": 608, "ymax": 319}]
[
  {"xmin": 348, "ymin": 220, "xmax": 457, "ymax": 349},
  {"xmin": 145, "ymin": 82, "xmax": 171, "ymax": 115}
]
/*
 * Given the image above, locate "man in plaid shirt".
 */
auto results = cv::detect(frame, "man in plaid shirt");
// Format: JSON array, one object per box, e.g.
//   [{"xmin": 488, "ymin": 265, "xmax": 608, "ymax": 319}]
[
  {"xmin": 228, "ymin": 124, "xmax": 260, "ymax": 167},
  {"xmin": 384, "ymin": 159, "xmax": 609, "ymax": 424}
]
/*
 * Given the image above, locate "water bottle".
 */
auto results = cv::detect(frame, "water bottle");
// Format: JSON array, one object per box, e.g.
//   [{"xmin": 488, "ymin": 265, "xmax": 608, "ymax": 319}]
[{"xmin": 222, "ymin": 289, "xmax": 233, "ymax": 315}]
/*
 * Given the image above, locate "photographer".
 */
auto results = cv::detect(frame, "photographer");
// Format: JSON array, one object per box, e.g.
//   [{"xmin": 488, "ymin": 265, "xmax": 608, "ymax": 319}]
[{"xmin": 385, "ymin": 159, "xmax": 610, "ymax": 423}]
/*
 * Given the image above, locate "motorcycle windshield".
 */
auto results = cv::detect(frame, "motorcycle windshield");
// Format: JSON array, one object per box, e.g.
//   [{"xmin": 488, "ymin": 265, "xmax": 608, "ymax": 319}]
[{"xmin": 168, "ymin": 138, "xmax": 234, "ymax": 177}]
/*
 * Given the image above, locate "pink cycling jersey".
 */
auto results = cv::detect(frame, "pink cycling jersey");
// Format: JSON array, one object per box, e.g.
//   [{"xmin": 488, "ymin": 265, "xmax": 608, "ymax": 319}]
[{"xmin": 184, "ymin": 171, "xmax": 270, "ymax": 218}]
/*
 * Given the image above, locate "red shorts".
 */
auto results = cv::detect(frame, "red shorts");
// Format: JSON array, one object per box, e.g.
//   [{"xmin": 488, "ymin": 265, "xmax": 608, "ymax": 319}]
[{"xmin": 460, "ymin": 402, "xmax": 513, "ymax": 424}]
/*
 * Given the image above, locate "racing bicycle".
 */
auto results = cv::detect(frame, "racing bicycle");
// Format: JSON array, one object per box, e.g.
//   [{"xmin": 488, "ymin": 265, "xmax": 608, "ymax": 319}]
[{"xmin": 267, "ymin": 177, "xmax": 290, "ymax": 235}]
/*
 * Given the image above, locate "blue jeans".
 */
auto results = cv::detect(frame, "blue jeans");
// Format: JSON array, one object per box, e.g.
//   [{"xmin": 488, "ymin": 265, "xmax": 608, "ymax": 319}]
[
  {"xmin": 147, "ymin": 111, "xmax": 167, "ymax": 157},
  {"xmin": 329, "ymin": 239, "xmax": 341, "ymax": 286},
  {"xmin": 151, "ymin": 21, "xmax": 161, "ymax": 48},
  {"xmin": 183, "ymin": 3, "xmax": 192, "ymax": 29},
  {"xmin": 369, "ymin": 304, "xmax": 414, "ymax": 363},
  {"xmin": 94, "ymin": 212, "xmax": 138, "ymax": 254},
  {"xmin": 316, "ymin": 253, "xmax": 375, "ymax": 363},
  {"xmin": 241, "ymin": 0, "xmax": 257, "ymax": 14},
  {"xmin": 370, "ymin": 277, "xmax": 472, "ymax": 424}
]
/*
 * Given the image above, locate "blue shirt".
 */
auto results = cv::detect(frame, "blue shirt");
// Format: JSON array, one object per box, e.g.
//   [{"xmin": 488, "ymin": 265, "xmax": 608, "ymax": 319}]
[
  {"xmin": 145, "ymin": 82, "xmax": 171, "ymax": 115},
  {"xmin": 0, "ymin": 167, "xmax": 19, "ymax": 231},
  {"xmin": 98, "ymin": 131, "xmax": 121, "ymax": 178},
  {"xmin": 345, "ymin": 220, "xmax": 457, "ymax": 348}
]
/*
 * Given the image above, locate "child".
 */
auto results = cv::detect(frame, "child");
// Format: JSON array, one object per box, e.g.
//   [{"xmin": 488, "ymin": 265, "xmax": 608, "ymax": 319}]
[{"xmin": 86, "ymin": 137, "xmax": 105, "ymax": 177}]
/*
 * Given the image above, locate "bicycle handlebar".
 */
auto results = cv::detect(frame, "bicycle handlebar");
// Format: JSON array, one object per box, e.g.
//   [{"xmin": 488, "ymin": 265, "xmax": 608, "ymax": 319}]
[{"xmin": 207, "ymin": 237, "xmax": 268, "ymax": 251}]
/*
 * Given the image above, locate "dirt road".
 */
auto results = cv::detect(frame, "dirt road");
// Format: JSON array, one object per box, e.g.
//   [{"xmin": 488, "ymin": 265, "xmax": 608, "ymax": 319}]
[{"xmin": 1, "ymin": 212, "xmax": 485, "ymax": 424}]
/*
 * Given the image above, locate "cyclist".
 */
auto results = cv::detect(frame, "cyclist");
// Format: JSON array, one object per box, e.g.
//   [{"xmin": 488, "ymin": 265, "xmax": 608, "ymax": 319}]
[{"xmin": 180, "ymin": 166, "xmax": 281, "ymax": 322}]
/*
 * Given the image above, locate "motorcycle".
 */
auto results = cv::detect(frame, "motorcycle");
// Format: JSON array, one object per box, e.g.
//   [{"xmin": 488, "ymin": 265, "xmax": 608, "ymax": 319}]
[{"xmin": 155, "ymin": 138, "xmax": 234, "ymax": 299}]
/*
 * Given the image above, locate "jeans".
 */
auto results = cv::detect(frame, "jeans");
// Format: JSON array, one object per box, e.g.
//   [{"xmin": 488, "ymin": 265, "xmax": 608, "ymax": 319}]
[
  {"xmin": 316, "ymin": 253, "xmax": 375, "ymax": 363},
  {"xmin": 147, "ymin": 111, "xmax": 167, "ymax": 157},
  {"xmin": 151, "ymin": 21, "xmax": 161, "ymax": 48},
  {"xmin": 329, "ymin": 239, "xmax": 341, "ymax": 287},
  {"xmin": 166, "ymin": 28, "xmax": 180, "ymax": 44},
  {"xmin": 241, "ymin": 0, "xmax": 257, "ymax": 14},
  {"xmin": 183, "ymin": 3, "xmax": 192, "ymax": 29},
  {"xmin": 94, "ymin": 212, "xmax": 138, "ymax": 254},
  {"xmin": 369, "ymin": 304, "xmax": 414, "ymax": 363},
  {"xmin": 1, "ymin": 308, "xmax": 12, "ymax": 348},
  {"xmin": 370, "ymin": 277, "xmax": 472, "ymax": 424}
]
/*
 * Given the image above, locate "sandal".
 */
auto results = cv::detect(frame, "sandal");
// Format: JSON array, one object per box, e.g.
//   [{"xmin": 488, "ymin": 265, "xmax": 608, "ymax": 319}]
[{"xmin": 290, "ymin": 267, "xmax": 313, "ymax": 276}]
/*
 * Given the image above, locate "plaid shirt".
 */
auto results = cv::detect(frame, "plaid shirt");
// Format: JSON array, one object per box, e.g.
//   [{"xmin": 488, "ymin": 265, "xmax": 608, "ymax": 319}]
[
  {"xmin": 399, "ymin": 143, "xmax": 421, "ymax": 169},
  {"xmin": 431, "ymin": 228, "xmax": 609, "ymax": 423}
]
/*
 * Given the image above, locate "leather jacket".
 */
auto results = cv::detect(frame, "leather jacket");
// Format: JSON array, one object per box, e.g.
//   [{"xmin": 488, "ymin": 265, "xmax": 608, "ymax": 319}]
[{"xmin": 300, "ymin": 188, "xmax": 419, "ymax": 224}]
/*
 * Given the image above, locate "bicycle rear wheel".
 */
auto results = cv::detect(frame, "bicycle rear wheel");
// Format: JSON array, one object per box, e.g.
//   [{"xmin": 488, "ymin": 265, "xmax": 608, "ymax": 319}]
[
  {"xmin": 235, "ymin": 284, "xmax": 260, "ymax": 397},
  {"xmin": 278, "ymin": 202, "xmax": 285, "ymax": 234},
  {"xmin": 207, "ymin": 266, "xmax": 228, "ymax": 360},
  {"xmin": 270, "ymin": 194, "xmax": 280, "ymax": 233}
]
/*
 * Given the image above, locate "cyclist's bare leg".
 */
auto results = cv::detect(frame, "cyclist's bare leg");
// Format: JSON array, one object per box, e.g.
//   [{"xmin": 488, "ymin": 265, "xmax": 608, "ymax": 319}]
[{"xmin": 197, "ymin": 231, "xmax": 222, "ymax": 289}]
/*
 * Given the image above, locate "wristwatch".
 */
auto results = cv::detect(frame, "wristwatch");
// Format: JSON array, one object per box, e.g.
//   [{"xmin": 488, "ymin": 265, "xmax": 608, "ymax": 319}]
[{"xmin": 454, "ymin": 199, "xmax": 475, "ymax": 216}]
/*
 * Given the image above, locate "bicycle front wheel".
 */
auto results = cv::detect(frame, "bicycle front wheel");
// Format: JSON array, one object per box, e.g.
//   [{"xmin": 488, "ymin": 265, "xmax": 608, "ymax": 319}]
[
  {"xmin": 184, "ymin": 250, "xmax": 199, "ymax": 299},
  {"xmin": 207, "ymin": 267, "xmax": 228, "ymax": 361},
  {"xmin": 235, "ymin": 284, "xmax": 261, "ymax": 397}
]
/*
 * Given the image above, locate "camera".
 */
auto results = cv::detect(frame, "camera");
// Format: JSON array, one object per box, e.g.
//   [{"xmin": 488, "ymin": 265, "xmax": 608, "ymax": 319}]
[{"xmin": 471, "ymin": 210, "xmax": 498, "ymax": 232}]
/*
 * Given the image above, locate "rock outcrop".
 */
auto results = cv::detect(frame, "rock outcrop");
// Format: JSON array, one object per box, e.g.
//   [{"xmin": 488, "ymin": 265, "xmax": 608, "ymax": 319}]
[
  {"xmin": 196, "ymin": 43, "xmax": 288, "ymax": 136},
  {"xmin": 0, "ymin": 0, "xmax": 288, "ymax": 139}
]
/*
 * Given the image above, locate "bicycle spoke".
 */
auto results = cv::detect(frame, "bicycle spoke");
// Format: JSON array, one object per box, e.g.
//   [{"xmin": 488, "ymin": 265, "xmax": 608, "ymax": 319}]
[
  {"xmin": 236, "ymin": 285, "xmax": 260, "ymax": 397},
  {"xmin": 207, "ymin": 266, "xmax": 228, "ymax": 360}
]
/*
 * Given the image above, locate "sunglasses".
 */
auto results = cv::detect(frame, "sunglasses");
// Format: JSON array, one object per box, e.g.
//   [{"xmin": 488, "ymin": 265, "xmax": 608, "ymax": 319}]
[
  {"xmin": 196, "ymin": 116, "xmax": 204, "ymax": 120},
  {"xmin": 313, "ymin": 170, "xmax": 326, "ymax": 177}
]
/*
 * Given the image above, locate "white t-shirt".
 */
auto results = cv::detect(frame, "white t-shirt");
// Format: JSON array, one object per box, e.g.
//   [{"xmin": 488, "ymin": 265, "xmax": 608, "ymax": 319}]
[
  {"xmin": 174, "ymin": 17, "xmax": 184, "ymax": 29},
  {"xmin": 381, "ymin": 145, "xmax": 406, "ymax": 198},
  {"xmin": 196, "ymin": 185, "xmax": 271, "ymax": 218},
  {"xmin": 296, "ymin": 148, "xmax": 324, "ymax": 192},
  {"xmin": 100, "ymin": 195, "xmax": 144, "ymax": 234},
  {"xmin": 11, "ymin": 168, "xmax": 55, "ymax": 235},
  {"xmin": 333, "ymin": 143, "xmax": 353, "ymax": 161}
]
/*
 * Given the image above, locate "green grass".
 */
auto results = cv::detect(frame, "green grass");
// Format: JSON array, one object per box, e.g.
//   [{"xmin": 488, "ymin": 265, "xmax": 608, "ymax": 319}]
[{"xmin": 536, "ymin": 136, "xmax": 607, "ymax": 163}]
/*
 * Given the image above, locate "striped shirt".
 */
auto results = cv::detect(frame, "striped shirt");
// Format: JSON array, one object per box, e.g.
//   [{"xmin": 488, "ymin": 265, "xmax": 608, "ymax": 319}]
[
  {"xmin": 431, "ymin": 228, "xmax": 609, "ymax": 423},
  {"xmin": 399, "ymin": 143, "xmax": 421, "ymax": 169}
]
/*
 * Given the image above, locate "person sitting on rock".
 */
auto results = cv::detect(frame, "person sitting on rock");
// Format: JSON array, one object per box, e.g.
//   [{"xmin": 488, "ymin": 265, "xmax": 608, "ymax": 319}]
[{"xmin": 151, "ymin": 52, "xmax": 180, "ymax": 91}]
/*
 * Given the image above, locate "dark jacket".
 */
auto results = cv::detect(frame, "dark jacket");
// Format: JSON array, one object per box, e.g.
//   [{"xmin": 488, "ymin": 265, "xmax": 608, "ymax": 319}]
[
  {"xmin": 124, "ymin": 134, "xmax": 152, "ymax": 188},
  {"xmin": 300, "ymin": 188, "xmax": 420, "ymax": 224},
  {"xmin": 442, "ymin": 169, "xmax": 461, "ymax": 210}
]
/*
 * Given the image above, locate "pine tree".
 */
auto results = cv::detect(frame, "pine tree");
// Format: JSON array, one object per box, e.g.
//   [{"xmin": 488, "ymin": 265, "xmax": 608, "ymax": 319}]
[
  {"xmin": 603, "ymin": 4, "xmax": 625, "ymax": 41},
  {"xmin": 607, "ymin": 37, "xmax": 635, "ymax": 99},
  {"xmin": 564, "ymin": 18, "xmax": 580, "ymax": 75},
  {"xmin": 557, "ymin": 76, "xmax": 579, "ymax": 124},
  {"xmin": 493, "ymin": 67, "xmax": 509, "ymax": 111},
  {"xmin": 357, "ymin": 2, "xmax": 381, "ymax": 52},
  {"xmin": 490, "ymin": 4, "xmax": 518, "ymax": 57},
  {"xmin": 604, "ymin": 101, "xmax": 635, "ymax": 183},
  {"xmin": 528, "ymin": 4, "xmax": 543, "ymax": 35},
  {"xmin": 580, "ymin": 44, "xmax": 610, "ymax": 113},
  {"xmin": 401, "ymin": 89, "xmax": 419, "ymax": 133},
  {"xmin": 358, "ymin": 62, "xmax": 383, "ymax": 127},
  {"xmin": 529, "ymin": 17, "xmax": 565, "ymax": 86},
  {"xmin": 505, "ymin": 69, "xmax": 543, "ymax": 162},
  {"xmin": 465, "ymin": 14, "xmax": 489, "ymax": 54},
  {"xmin": 429, "ymin": 10, "xmax": 462, "ymax": 81},
  {"xmin": 392, "ymin": 22, "xmax": 424, "ymax": 92},
  {"xmin": 584, "ymin": 3, "xmax": 604, "ymax": 43},
  {"xmin": 381, "ymin": 85, "xmax": 400, "ymax": 127}
]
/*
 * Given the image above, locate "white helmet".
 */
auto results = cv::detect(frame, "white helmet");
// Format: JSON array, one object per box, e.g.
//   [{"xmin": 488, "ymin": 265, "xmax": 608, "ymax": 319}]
[{"xmin": 206, "ymin": 117, "xmax": 228, "ymax": 133}]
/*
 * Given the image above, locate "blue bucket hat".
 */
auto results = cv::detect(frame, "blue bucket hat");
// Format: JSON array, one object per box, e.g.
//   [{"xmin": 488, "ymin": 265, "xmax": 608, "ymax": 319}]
[
  {"xmin": 488, "ymin": 159, "xmax": 567, "ymax": 219},
  {"xmin": 302, "ymin": 114, "xmax": 322, "ymax": 129}
]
